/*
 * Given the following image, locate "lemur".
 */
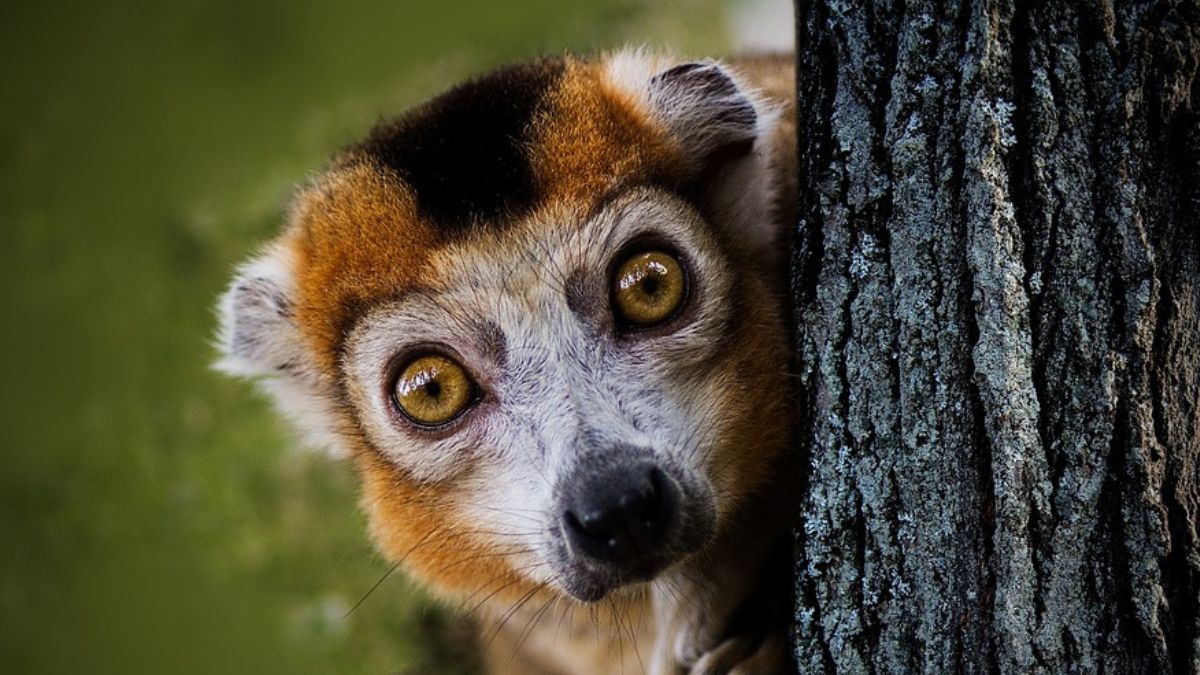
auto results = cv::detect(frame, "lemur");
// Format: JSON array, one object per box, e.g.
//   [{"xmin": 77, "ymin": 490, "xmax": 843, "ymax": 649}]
[{"xmin": 217, "ymin": 49, "xmax": 797, "ymax": 674}]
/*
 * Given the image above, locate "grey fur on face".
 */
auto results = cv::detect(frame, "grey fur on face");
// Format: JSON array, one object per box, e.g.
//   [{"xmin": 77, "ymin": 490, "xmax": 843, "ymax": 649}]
[{"xmin": 340, "ymin": 189, "xmax": 740, "ymax": 598}]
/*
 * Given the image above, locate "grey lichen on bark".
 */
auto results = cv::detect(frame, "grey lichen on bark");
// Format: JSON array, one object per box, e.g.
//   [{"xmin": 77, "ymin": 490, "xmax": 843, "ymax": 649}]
[{"xmin": 789, "ymin": 1, "xmax": 1200, "ymax": 673}]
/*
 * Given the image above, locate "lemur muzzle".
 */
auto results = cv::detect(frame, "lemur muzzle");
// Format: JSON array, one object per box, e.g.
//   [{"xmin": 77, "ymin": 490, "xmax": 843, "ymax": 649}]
[{"xmin": 562, "ymin": 462, "xmax": 679, "ymax": 568}]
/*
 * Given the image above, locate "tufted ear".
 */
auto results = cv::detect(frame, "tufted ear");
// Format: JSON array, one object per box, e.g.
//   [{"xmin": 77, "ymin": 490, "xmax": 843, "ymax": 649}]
[
  {"xmin": 645, "ymin": 61, "xmax": 760, "ymax": 171},
  {"xmin": 606, "ymin": 52, "xmax": 785, "ymax": 259},
  {"xmin": 215, "ymin": 243, "xmax": 346, "ymax": 455},
  {"xmin": 216, "ymin": 244, "xmax": 305, "ymax": 378}
]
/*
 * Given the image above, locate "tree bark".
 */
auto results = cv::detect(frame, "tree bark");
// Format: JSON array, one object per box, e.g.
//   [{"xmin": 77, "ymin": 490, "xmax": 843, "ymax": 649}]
[{"xmin": 789, "ymin": 1, "xmax": 1200, "ymax": 672}]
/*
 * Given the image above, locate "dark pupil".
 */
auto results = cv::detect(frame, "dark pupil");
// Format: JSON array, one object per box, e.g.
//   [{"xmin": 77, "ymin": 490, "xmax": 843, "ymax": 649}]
[
  {"xmin": 641, "ymin": 275, "xmax": 660, "ymax": 296},
  {"xmin": 423, "ymin": 379, "xmax": 442, "ymax": 399}
]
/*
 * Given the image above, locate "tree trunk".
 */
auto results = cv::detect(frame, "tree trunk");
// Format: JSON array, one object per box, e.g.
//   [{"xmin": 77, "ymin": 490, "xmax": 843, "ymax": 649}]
[{"xmin": 789, "ymin": 1, "xmax": 1200, "ymax": 672}]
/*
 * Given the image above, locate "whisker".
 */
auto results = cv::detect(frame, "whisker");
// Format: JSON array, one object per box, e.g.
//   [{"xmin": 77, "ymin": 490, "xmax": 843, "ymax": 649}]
[
  {"xmin": 511, "ymin": 593, "xmax": 558, "ymax": 662},
  {"xmin": 438, "ymin": 546, "xmax": 538, "ymax": 574},
  {"xmin": 457, "ymin": 561, "xmax": 549, "ymax": 620},
  {"xmin": 343, "ymin": 525, "xmax": 444, "ymax": 618},
  {"xmin": 482, "ymin": 583, "xmax": 546, "ymax": 656}
]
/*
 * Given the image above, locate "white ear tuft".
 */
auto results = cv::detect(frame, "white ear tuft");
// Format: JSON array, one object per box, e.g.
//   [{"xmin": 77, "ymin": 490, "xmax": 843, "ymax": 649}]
[
  {"xmin": 215, "ymin": 244, "xmax": 348, "ymax": 456},
  {"xmin": 647, "ymin": 61, "xmax": 760, "ymax": 165},
  {"xmin": 606, "ymin": 50, "xmax": 786, "ymax": 259},
  {"xmin": 604, "ymin": 50, "xmax": 772, "ymax": 172},
  {"xmin": 215, "ymin": 245, "xmax": 304, "ymax": 378}
]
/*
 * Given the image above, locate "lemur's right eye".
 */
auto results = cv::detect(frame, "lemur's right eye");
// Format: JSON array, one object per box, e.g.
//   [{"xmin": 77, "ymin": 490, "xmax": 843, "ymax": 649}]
[
  {"xmin": 612, "ymin": 250, "xmax": 688, "ymax": 328},
  {"xmin": 391, "ymin": 354, "xmax": 475, "ymax": 427}
]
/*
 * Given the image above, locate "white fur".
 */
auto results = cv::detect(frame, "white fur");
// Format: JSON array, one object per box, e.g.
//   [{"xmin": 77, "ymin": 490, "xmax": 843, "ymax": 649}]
[
  {"xmin": 214, "ymin": 244, "xmax": 299, "ymax": 378},
  {"xmin": 214, "ymin": 244, "xmax": 347, "ymax": 456},
  {"xmin": 342, "ymin": 189, "xmax": 740, "ymax": 590},
  {"xmin": 214, "ymin": 52, "xmax": 794, "ymax": 674},
  {"xmin": 216, "ymin": 49, "xmax": 791, "ymax": 584},
  {"xmin": 602, "ymin": 48, "xmax": 784, "ymax": 258}
]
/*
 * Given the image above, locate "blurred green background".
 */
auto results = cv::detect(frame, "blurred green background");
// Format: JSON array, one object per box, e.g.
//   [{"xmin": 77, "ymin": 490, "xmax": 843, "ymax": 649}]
[{"xmin": 0, "ymin": 1, "xmax": 780, "ymax": 673}]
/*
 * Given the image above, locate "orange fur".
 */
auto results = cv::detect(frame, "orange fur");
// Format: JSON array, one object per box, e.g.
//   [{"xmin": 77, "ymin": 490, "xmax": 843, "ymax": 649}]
[
  {"xmin": 231, "ymin": 51, "xmax": 797, "ymax": 674},
  {"xmin": 277, "ymin": 61, "xmax": 696, "ymax": 603},
  {"xmin": 531, "ymin": 59, "xmax": 680, "ymax": 206},
  {"xmin": 356, "ymin": 451, "xmax": 549, "ymax": 605},
  {"xmin": 289, "ymin": 163, "xmax": 437, "ymax": 374}
]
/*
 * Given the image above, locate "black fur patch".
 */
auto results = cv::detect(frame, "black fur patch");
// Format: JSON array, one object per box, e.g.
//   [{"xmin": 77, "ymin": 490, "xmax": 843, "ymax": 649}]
[{"xmin": 358, "ymin": 59, "xmax": 566, "ymax": 231}]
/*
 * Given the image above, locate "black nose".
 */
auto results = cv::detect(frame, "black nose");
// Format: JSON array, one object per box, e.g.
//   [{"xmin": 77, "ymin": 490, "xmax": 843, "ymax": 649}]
[{"xmin": 562, "ymin": 465, "xmax": 677, "ymax": 566}]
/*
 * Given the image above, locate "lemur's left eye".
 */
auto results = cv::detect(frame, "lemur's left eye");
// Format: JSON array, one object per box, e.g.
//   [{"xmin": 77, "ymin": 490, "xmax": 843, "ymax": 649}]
[
  {"xmin": 612, "ymin": 250, "xmax": 688, "ymax": 328},
  {"xmin": 391, "ymin": 354, "xmax": 475, "ymax": 427}
]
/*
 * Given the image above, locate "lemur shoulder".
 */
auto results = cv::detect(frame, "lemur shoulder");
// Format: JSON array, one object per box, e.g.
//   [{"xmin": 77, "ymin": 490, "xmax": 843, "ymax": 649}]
[{"xmin": 218, "ymin": 49, "xmax": 797, "ymax": 674}]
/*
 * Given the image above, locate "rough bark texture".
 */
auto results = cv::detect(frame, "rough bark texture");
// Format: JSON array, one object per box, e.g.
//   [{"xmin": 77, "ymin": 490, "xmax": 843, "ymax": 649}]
[{"xmin": 789, "ymin": 1, "xmax": 1200, "ymax": 672}]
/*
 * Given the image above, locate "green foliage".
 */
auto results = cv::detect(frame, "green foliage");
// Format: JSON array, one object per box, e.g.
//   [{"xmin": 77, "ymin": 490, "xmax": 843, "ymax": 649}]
[{"xmin": 0, "ymin": 1, "xmax": 732, "ymax": 673}]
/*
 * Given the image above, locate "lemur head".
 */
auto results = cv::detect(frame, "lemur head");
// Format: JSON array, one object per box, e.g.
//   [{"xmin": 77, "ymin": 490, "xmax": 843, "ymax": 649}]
[{"xmin": 218, "ymin": 50, "xmax": 790, "ymax": 604}]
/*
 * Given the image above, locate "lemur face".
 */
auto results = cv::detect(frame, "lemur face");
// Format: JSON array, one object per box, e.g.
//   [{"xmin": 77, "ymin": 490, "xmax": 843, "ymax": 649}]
[
  {"xmin": 343, "ymin": 185, "xmax": 768, "ymax": 600},
  {"xmin": 218, "ymin": 51, "xmax": 790, "ymax": 604}
]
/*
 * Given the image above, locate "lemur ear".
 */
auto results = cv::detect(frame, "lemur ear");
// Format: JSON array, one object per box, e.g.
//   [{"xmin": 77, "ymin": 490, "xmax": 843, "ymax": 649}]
[
  {"xmin": 216, "ymin": 244, "xmax": 346, "ymax": 455},
  {"xmin": 216, "ymin": 245, "xmax": 303, "ymax": 378},
  {"xmin": 607, "ymin": 52, "xmax": 783, "ymax": 258},
  {"xmin": 645, "ymin": 61, "xmax": 759, "ymax": 171}
]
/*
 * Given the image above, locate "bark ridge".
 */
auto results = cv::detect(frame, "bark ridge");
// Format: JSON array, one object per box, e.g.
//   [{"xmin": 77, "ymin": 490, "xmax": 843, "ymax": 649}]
[{"xmin": 790, "ymin": 1, "xmax": 1200, "ymax": 672}]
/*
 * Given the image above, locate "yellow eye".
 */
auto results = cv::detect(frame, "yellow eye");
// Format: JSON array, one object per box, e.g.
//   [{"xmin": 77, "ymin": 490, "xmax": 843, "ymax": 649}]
[
  {"xmin": 612, "ymin": 250, "xmax": 687, "ymax": 327},
  {"xmin": 392, "ymin": 354, "xmax": 475, "ymax": 426}
]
